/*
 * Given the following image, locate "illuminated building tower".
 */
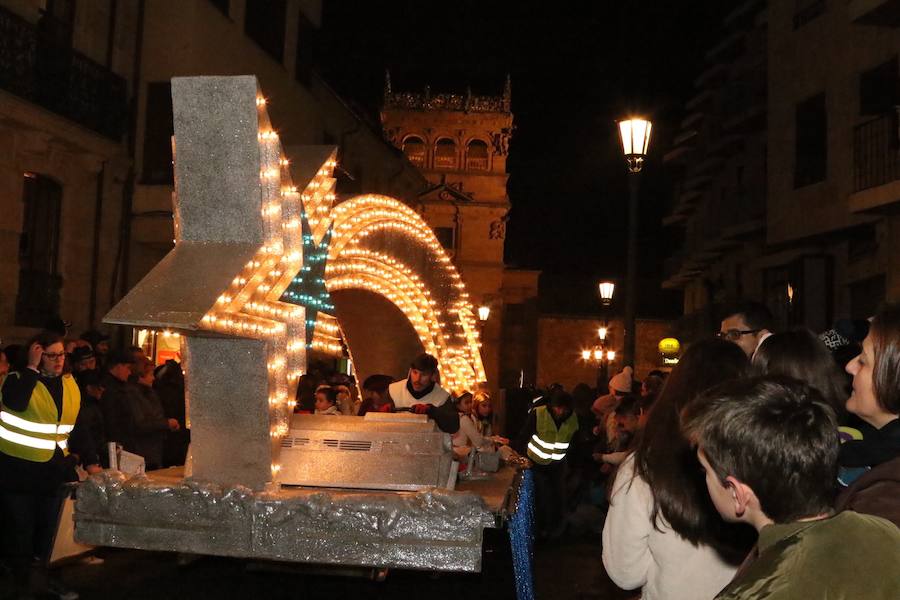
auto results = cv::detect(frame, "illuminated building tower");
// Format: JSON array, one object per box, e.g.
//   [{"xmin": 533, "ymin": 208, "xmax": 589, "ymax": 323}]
[{"xmin": 381, "ymin": 73, "xmax": 514, "ymax": 393}]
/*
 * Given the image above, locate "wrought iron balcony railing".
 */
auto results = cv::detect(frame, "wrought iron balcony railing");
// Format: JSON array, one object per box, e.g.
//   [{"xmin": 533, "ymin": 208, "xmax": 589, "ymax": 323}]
[
  {"xmin": 0, "ymin": 5, "xmax": 127, "ymax": 140},
  {"xmin": 854, "ymin": 108, "xmax": 900, "ymax": 192}
]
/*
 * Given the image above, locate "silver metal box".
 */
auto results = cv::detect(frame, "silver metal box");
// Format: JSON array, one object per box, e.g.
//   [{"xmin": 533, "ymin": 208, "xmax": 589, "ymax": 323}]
[{"xmin": 278, "ymin": 413, "xmax": 456, "ymax": 491}]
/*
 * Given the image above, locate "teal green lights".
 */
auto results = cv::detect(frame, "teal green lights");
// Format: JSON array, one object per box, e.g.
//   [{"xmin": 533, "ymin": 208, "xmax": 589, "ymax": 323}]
[{"xmin": 280, "ymin": 209, "xmax": 334, "ymax": 345}]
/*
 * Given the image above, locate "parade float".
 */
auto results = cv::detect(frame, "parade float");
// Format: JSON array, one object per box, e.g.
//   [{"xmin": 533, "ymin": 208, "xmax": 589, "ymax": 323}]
[{"xmin": 72, "ymin": 76, "xmax": 532, "ymax": 591}]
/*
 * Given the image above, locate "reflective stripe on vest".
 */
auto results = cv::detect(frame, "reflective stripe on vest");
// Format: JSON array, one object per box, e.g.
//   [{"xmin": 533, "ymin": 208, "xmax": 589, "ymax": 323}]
[
  {"xmin": 0, "ymin": 410, "xmax": 75, "ymax": 435},
  {"xmin": 0, "ymin": 423, "xmax": 58, "ymax": 450},
  {"xmin": 526, "ymin": 406, "xmax": 579, "ymax": 465},
  {"xmin": 0, "ymin": 373, "xmax": 80, "ymax": 463}
]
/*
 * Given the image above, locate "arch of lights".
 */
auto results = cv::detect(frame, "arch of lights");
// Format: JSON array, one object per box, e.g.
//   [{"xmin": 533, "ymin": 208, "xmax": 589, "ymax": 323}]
[
  {"xmin": 325, "ymin": 195, "xmax": 487, "ymax": 393},
  {"xmin": 193, "ymin": 95, "xmax": 485, "ymax": 403}
]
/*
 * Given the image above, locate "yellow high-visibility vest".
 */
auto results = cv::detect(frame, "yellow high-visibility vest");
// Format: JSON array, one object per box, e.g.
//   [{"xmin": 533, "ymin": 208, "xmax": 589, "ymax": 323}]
[
  {"xmin": 0, "ymin": 372, "xmax": 80, "ymax": 462},
  {"xmin": 527, "ymin": 405, "xmax": 579, "ymax": 465}
]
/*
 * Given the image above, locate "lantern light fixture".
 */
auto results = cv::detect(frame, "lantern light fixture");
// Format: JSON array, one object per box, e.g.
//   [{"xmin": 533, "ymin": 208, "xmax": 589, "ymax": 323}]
[
  {"xmin": 598, "ymin": 281, "xmax": 616, "ymax": 306},
  {"xmin": 478, "ymin": 305, "xmax": 491, "ymax": 322},
  {"xmin": 618, "ymin": 117, "xmax": 652, "ymax": 173}
]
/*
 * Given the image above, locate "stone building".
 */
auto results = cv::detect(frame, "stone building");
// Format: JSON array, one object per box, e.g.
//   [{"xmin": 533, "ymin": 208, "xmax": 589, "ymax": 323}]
[
  {"xmin": 0, "ymin": 0, "xmax": 426, "ymax": 347},
  {"xmin": 0, "ymin": 0, "xmax": 136, "ymax": 344},
  {"xmin": 380, "ymin": 76, "xmax": 539, "ymax": 392},
  {"xmin": 664, "ymin": 0, "xmax": 900, "ymax": 337}
]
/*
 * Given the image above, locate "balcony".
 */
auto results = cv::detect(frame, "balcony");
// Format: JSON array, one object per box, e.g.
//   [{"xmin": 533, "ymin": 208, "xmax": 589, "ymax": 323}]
[
  {"xmin": 0, "ymin": 5, "xmax": 127, "ymax": 140},
  {"xmin": 849, "ymin": 0, "xmax": 900, "ymax": 26},
  {"xmin": 850, "ymin": 109, "xmax": 900, "ymax": 212}
]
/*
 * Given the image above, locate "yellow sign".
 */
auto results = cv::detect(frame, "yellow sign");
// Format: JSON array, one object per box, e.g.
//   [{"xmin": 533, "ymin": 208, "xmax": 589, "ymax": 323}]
[{"xmin": 658, "ymin": 337, "xmax": 680, "ymax": 356}]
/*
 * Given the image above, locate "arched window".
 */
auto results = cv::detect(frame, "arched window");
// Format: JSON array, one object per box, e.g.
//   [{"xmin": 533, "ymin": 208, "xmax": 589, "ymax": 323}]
[
  {"xmin": 434, "ymin": 138, "xmax": 457, "ymax": 169},
  {"xmin": 466, "ymin": 139, "xmax": 489, "ymax": 171},
  {"xmin": 16, "ymin": 173, "xmax": 62, "ymax": 326},
  {"xmin": 402, "ymin": 136, "xmax": 426, "ymax": 167}
]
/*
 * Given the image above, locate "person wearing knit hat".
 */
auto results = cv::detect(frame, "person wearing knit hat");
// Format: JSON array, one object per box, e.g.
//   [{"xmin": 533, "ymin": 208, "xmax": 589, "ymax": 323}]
[{"xmin": 609, "ymin": 366, "xmax": 633, "ymax": 394}]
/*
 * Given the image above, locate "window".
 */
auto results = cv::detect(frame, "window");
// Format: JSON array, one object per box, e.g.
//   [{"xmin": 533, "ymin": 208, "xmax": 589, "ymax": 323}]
[
  {"xmin": 466, "ymin": 139, "xmax": 489, "ymax": 171},
  {"xmin": 402, "ymin": 136, "xmax": 426, "ymax": 167},
  {"xmin": 208, "ymin": 0, "xmax": 230, "ymax": 17},
  {"xmin": 860, "ymin": 57, "xmax": 898, "ymax": 116},
  {"xmin": 16, "ymin": 173, "xmax": 62, "ymax": 327},
  {"xmin": 335, "ymin": 164, "xmax": 361, "ymax": 195},
  {"xmin": 295, "ymin": 10, "xmax": 315, "ymax": 85},
  {"xmin": 849, "ymin": 275, "xmax": 885, "ymax": 320},
  {"xmin": 848, "ymin": 224, "xmax": 878, "ymax": 262},
  {"xmin": 39, "ymin": 0, "xmax": 76, "ymax": 46},
  {"xmin": 142, "ymin": 82, "xmax": 174, "ymax": 184},
  {"xmin": 434, "ymin": 226, "xmax": 455, "ymax": 251},
  {"xmin": 245, "ymin": 0, "xmax": 286, "ymax": 62},
  {"xmin": 794, "ymin": 93, "xmax": 827, "ymax": 188},
  {"xmin": 793, "ymin": 0, "xmax": 825, "ymax": 29},
  {"xmin": 434, "ymin": 138, "xmax": 457, "ymax": 169}
]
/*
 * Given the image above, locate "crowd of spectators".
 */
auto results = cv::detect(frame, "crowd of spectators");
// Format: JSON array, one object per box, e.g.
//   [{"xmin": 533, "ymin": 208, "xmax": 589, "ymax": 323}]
[
  {"xmin": 0, "ymin": 322, "xmax": 189, "ymax": 598},
  {"xmin": 4, "ymin": 297, "xmax": 900, "ymax": 598}
]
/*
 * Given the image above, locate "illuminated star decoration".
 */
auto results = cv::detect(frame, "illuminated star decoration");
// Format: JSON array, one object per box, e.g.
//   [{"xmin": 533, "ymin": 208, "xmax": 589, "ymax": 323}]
[
  {"xmin": 280, "ymin": 209, "xmax": 334, "ymax": 347},
  {"xmin": 102, "ymin": 77, "xmax": 339, "ymax": 482}
]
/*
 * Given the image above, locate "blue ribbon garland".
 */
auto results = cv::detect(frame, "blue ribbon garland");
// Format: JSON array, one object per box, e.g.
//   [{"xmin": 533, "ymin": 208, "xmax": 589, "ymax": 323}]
[{"xmin": 508, "ymin": 468, "xmax": 535, "ymax": 600}]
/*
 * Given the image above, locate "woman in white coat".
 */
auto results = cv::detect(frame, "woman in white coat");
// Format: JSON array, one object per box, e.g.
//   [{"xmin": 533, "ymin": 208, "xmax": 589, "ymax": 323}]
[{"xmin": 602, "ymin": 339, "xmax": 754, "ymax": 600}]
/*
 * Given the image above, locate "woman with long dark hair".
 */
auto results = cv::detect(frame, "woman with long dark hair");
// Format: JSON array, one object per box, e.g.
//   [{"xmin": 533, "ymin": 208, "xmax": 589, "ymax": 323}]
[
  {"xmin": 752, "ymin": 328, "xmax": 848, "ymax": 419},
  {"xmin": 602, "ymin": 338, "xmax": 752, "ymax": 600}
]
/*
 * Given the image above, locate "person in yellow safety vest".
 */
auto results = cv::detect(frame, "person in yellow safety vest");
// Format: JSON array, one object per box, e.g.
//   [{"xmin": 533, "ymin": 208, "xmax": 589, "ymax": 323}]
[
  {"xmin": 514, "ymin": 388, "xmax": 579, "ymax": 540},
  {"xmin": 527, "ymin": 402, "xmax": 580, "ymax": 465},
  {"xmin": 0, "ymin": 331, "xmax": 84, "ymax": 600}
]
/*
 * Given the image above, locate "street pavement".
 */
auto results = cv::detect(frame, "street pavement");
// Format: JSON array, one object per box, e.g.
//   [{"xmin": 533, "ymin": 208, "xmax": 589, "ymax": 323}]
[{"xmin": 44, "ymin": 530, "xmax": 636, "ymax": 600}]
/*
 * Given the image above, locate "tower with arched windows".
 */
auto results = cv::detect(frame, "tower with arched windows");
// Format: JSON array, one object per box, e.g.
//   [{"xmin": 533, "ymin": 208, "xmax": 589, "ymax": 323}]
[{"xmin": 381, "ymin": 73, "xmax": 516, "ymax": 394}]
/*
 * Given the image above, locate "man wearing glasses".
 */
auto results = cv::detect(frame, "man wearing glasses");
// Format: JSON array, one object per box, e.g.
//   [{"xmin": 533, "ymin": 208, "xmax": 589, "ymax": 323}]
[{"xmin": 719, "ymin": 302, "xmax": 774, "ymax": 358}]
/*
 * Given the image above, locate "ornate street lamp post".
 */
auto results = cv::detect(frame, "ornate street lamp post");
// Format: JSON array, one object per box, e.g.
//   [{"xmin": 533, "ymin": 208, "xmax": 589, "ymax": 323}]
[
  {"xmin": 618, "ymin": 117, "xmax": 652, "ymax": 368},
  {"xmin": 477, "ymin": 305, "xmax": 491, "ymax": 323},
  {"xmin": 593, "ymin": 281, "xmax": 616, "ymax": 390},
  {"xmin": 598, "ymin": 281, "xmax": 615, "ymax": 307}
]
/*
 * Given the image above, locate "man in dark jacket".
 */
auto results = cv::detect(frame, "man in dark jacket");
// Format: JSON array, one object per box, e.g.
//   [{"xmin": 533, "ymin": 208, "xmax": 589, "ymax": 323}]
[
  {"xmin": 69, "ymin": 369, "xmax": 107, "ymax": 470},
  {"xmin": 101, "ymin": 353, "xmax": 177, "ymax": 470}
]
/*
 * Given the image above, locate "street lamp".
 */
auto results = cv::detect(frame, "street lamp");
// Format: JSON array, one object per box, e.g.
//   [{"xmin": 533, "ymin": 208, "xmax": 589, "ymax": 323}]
[
  {"xmin": 618, "ymin": 117, "xmax": 652, "ymax": 368},
  {"xmin": 477, "ymin": 305, "xmax": 491, "ymax": 322},
  {"xmin": 598, "ymin": 281, "xmax": 615, "ymax": 306},
  {"xmin": 598, "ymin": 326, "xmax": 608, "ymax": 341}
]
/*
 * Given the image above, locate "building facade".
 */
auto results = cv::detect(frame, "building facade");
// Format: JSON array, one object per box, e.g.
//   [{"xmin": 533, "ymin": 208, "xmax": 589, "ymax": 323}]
[
  {"xmin": 0, "ymin": 0, "xmax": 137, "ymax": 344},
  {"xmin": 664, "ymin": 0, "xmax": 900, "ymax": 337},
  {"xmin": 0, "ymin": 0, "xmax": 428, "ymax": 348},
  {"xmin": 380, "ymin": 76, "xmax": 522, "ymax": 393}
]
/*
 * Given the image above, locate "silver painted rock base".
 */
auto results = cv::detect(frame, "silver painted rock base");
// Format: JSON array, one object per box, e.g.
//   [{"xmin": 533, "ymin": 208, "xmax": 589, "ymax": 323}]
[{"xmin": 75, "ymin": 470, "xmax": 497, "ymax": 573}]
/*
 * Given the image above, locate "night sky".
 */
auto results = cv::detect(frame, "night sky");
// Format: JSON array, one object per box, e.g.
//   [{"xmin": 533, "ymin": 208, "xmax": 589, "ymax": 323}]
[{"xmin": 315, "ymin": 1, "xmax": 732, "ymax": 317}]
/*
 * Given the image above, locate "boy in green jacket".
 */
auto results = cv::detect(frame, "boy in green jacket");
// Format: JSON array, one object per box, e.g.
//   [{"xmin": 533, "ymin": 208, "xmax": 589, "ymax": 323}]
[{"xmin": 683, "ymin": 376, "xmax": 900, "ymax": 600}]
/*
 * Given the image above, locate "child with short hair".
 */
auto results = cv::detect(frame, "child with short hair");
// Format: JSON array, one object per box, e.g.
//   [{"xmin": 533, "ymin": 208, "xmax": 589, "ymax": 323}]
[
  {"xmin": 357, "ymin": 374, "xmax": 395, "ymax": 415},
  {"xmin": 683, "ymin": 375, "xmax": 900, "ymax": 599},
  {"xmin": 314, "ymin": 386, "xmax": 341, "ymax": 415}
]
